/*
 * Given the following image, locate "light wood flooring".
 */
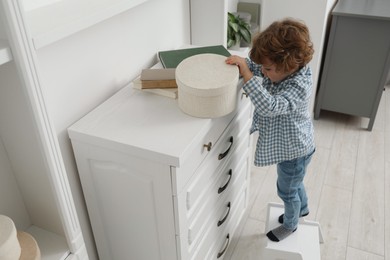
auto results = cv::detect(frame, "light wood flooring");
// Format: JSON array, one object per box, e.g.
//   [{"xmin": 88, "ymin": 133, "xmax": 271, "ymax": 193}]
[{"xmin": 226, "ymin": 85, "xmax": 390, "ymax": 260}]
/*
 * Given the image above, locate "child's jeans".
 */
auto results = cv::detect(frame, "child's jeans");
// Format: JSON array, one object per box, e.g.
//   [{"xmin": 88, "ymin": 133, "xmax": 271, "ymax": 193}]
[{"xmin": 276, "ymin": 149, "xmax": 315, "ymax": 230}]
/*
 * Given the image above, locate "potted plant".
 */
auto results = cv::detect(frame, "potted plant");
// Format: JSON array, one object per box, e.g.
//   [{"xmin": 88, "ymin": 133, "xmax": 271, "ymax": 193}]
[{"xmin": 227, "ymin": 12, "xmax": 251, "ymax": 49}]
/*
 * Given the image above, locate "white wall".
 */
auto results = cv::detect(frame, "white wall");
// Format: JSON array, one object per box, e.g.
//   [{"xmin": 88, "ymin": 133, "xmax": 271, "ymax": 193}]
[
  {"xmin": 22, "ymin": 0, "xmax": 63, "ymax": 11},
  {"xmin": 0, "ymin": 59, "xmax": 63, "ymax": 235},
  {"xmin": 228, "ymin": 0, "xmax": 240, "ymax": 12},
  {"xmin": 261, "ymin": 0, "xmax": 337, "ymax": 113},
  {"xmin": 33, "ymin": 0, "xmax": 190, "ymax": 258},
  {"xmin": 0, "ymin": 136, "xmax": 31, "ymax": 230},
  {"xmin": 0, "ymin": 17, "xmax": 6, "ymax": 37}
]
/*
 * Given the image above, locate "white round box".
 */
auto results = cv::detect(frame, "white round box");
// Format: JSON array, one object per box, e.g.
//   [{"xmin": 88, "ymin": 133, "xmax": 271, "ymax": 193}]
[
  {"xmin": 0, "ymin": 215, "xmax": 21, "ymax": 260},
  {"xmin": 176, "ymin": 53, "xmax": 239, "ymax": 118}
]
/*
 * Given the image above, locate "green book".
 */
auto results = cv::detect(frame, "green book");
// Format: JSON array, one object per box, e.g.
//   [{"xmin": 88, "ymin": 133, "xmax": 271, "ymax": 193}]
[{"xmin": 158, "ymin": 45, "xmax": 231, "ymax": 68}]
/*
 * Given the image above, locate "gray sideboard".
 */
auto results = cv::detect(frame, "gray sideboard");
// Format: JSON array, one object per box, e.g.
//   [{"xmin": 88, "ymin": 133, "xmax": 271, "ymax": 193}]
[{"xmin": 314, "ymin": 0, "xmax": 390, "ymax": 131}]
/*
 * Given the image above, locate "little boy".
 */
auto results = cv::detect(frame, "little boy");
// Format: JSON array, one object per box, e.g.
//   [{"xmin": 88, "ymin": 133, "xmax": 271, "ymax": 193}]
[{"xmin": 226, "ymin": 18, "xmax": 315, "ymax": 242}]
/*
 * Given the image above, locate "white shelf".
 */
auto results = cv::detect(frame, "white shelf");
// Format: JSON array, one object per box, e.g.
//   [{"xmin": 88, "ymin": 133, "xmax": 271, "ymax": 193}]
[
  {"xmin": 27, "ymin": 225, "xmax": 70, "ymax": 260},
  {"xmin": 25, "ymin": 0, "xmax": 149, "ymax": 49},
  {"xmin": 0, "ymin": 40, "xmax": 13, "ymax": 66}
]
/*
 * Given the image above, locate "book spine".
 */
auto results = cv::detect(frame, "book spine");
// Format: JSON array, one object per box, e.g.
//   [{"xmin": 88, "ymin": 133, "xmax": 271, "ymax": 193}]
[
  {"xmin": 158, "ymin": 53, "xmax": 167, "ymax": 68},
  {"xmin": 141, "ymin": 79, "xmax": 177, "ymax": 89}
]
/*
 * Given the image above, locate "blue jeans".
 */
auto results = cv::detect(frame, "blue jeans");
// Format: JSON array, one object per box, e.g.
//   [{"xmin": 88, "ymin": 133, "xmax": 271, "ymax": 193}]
[{"xmin": 276, "ymin": 149, "xmax": 315, "ymax": 230}]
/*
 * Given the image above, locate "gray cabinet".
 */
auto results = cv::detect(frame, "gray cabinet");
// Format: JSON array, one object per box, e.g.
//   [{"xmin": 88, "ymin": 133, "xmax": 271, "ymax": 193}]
[{"xmin": 314, "ymin": 0, "xmax": 390, "ymax": 130}]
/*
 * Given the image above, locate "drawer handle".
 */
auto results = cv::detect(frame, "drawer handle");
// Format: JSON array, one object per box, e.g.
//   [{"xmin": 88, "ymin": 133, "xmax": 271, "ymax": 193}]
[
  {"xmin": 217, "ymin": 234, "xmax": 230, "ymax": 258},
  {"xmin": 203, "ymin": 142, "xmax": 212, "ymax": 151},
  {"xmin": 241, "ymin": 92, "xmax": 248, "ymax": 98},
  {"xmin": 217, "ymin": 202, "xmax": 231, "ymax": 227},
  {"xmin": 218, "ymin": 169, "xmax": 232, "ymax": 194},
  {"xmin": 218, "ymin": 136, "xmax": 233, "ymax": 160}
]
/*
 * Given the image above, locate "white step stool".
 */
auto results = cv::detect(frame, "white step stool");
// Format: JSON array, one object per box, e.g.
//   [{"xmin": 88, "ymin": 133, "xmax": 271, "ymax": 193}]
[{"xmin": 263, "ymin": 202, "xmax": 324, "ymax": 260}]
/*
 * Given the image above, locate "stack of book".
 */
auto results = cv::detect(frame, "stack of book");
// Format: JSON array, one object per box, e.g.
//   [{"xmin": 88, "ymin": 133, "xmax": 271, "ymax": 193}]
[
  {"xmin": 132, "ymin": 68, "xmax": 178, "ymax": 99},
  {"xmin": 132, "ymin": 69, "xmax": 177, "ymax": 99},
  {"xmin": 132, "ymin": 45, "xmax": 231, "ymax": 99}
]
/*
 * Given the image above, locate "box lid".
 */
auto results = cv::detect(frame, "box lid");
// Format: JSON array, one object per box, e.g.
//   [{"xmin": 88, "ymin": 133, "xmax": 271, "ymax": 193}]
[{"xmin": 176, "ymin": 54, "xmax": 239, "ymax": 97}]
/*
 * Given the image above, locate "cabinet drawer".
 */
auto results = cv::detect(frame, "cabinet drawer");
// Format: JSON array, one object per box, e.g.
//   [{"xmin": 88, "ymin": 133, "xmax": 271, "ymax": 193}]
[
  {"xmin": 172, "ymin": 91, "xmax": 251, "ymax": 195},
  {"xmin": 185, "ymin": 120, "xmax": 250, "ymax": 216},
  {"xmin": 191, "ymin": 186, "xmax": 248, "ymax": 260},
  {"xmin": 187, "ymin": 147, "xmax": 249, "ymax": 249},
  {"xmin": 174, "ymin": 117, "xmax": 250, "ymax": 233}
]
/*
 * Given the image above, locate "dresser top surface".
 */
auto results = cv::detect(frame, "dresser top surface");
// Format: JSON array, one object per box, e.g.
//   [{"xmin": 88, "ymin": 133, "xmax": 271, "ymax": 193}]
[
  {"xmin": 68, "ymin": 85, "xmax": 243, "ymax": 166},
  {"xmin": 333, "ymin": 0, "xmax": 390, "ymax": 20},
  {"xmin": 68, "ymin": 48, "xmax": 249, "ymax": 167}
]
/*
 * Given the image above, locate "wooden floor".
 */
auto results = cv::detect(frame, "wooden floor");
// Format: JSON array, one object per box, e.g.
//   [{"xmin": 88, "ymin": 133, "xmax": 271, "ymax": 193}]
[{"xmin": 226, "ymin": 85, "xmax": 390, "ymax": 260}]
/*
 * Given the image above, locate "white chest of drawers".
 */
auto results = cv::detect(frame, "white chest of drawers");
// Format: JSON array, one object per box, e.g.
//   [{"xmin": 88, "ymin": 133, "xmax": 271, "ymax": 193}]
[{"xmin": 68, "ymin": 78, "xmax": 252, "ymax": 259}]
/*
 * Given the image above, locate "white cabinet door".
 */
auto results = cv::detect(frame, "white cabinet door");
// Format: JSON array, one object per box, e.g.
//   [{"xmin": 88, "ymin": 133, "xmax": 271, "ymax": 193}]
[{"xmin": 71, "ymin": 142, "xmax": 177, "ymax": 260}]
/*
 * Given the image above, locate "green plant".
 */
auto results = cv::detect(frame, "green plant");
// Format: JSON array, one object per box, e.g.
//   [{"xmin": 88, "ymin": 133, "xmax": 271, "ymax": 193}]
[{"xmin": 227, "ymin": 12, "xmax": 251, "ymax": 48}]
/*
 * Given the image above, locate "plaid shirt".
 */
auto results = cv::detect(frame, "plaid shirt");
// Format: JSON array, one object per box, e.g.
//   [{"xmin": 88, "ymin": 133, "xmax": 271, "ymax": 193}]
[{"xmin": 243, "ymin": 58, "xmax": 315, "ymax": 167}]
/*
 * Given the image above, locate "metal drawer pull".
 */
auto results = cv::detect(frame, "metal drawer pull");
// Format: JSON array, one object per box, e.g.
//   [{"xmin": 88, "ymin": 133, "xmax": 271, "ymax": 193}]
[
  {"xmin": 217, "ymin": 234, "xmax": 230, "ymax": 258},
  {"xmin": 203, "ymin": 142, "xmax": 212, "ymax": 151},
  {"xmin": 241, "ymin": 92, "xmax": 248, "ymax": 98},
  {"xmin": 218, "ymin": 136, "xmax": 233, "ymax": 160},
  {"xmin": 217, "ymin": 202, "xmax": 231, "ymax": 227},
  {"xmin": 218, "ymin": 169, "xmax": 232, "ymax": 194}
]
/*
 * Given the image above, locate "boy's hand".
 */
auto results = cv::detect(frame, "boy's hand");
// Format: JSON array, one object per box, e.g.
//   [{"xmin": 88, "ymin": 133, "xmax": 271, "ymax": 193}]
[{"xmin": 225, "ymin": 55, "xmax": 253, "ymax": 83}]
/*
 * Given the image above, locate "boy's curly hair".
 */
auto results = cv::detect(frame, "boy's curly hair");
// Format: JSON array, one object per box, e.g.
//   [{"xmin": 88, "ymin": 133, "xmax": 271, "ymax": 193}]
[{"xmin": 249, "ymin": 18, "xmax": 314, "ymax": 73}]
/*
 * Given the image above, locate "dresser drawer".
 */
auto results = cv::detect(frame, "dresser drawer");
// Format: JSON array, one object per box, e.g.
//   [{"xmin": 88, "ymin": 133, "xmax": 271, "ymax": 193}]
[
  {"xmin": 191, "ymin": 186, "xmax": 248, "ymax": 260},
  {"xmin": 187, "ymin": 146, "xmax": 249, "ymax": 250},
  {"xmin": 174, "ymin": 137, "xmax": 250, "ymax": 258},
  {"xmin": 185, "ymin": 119, "xmax": 250, "ymax": 217},
  {"xmin": 174, "ymin": 114, "xmax": 250, "ymax": 230},
  {"xmin": 171, "ymin": 88, "xmax": 251, "ymax": 195}
]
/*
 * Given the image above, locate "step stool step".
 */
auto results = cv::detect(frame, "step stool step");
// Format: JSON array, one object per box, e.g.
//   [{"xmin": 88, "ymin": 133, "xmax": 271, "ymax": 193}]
[{"xmin": 263, "ymin": 202, "xmax": 323, "ymax": 260}]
